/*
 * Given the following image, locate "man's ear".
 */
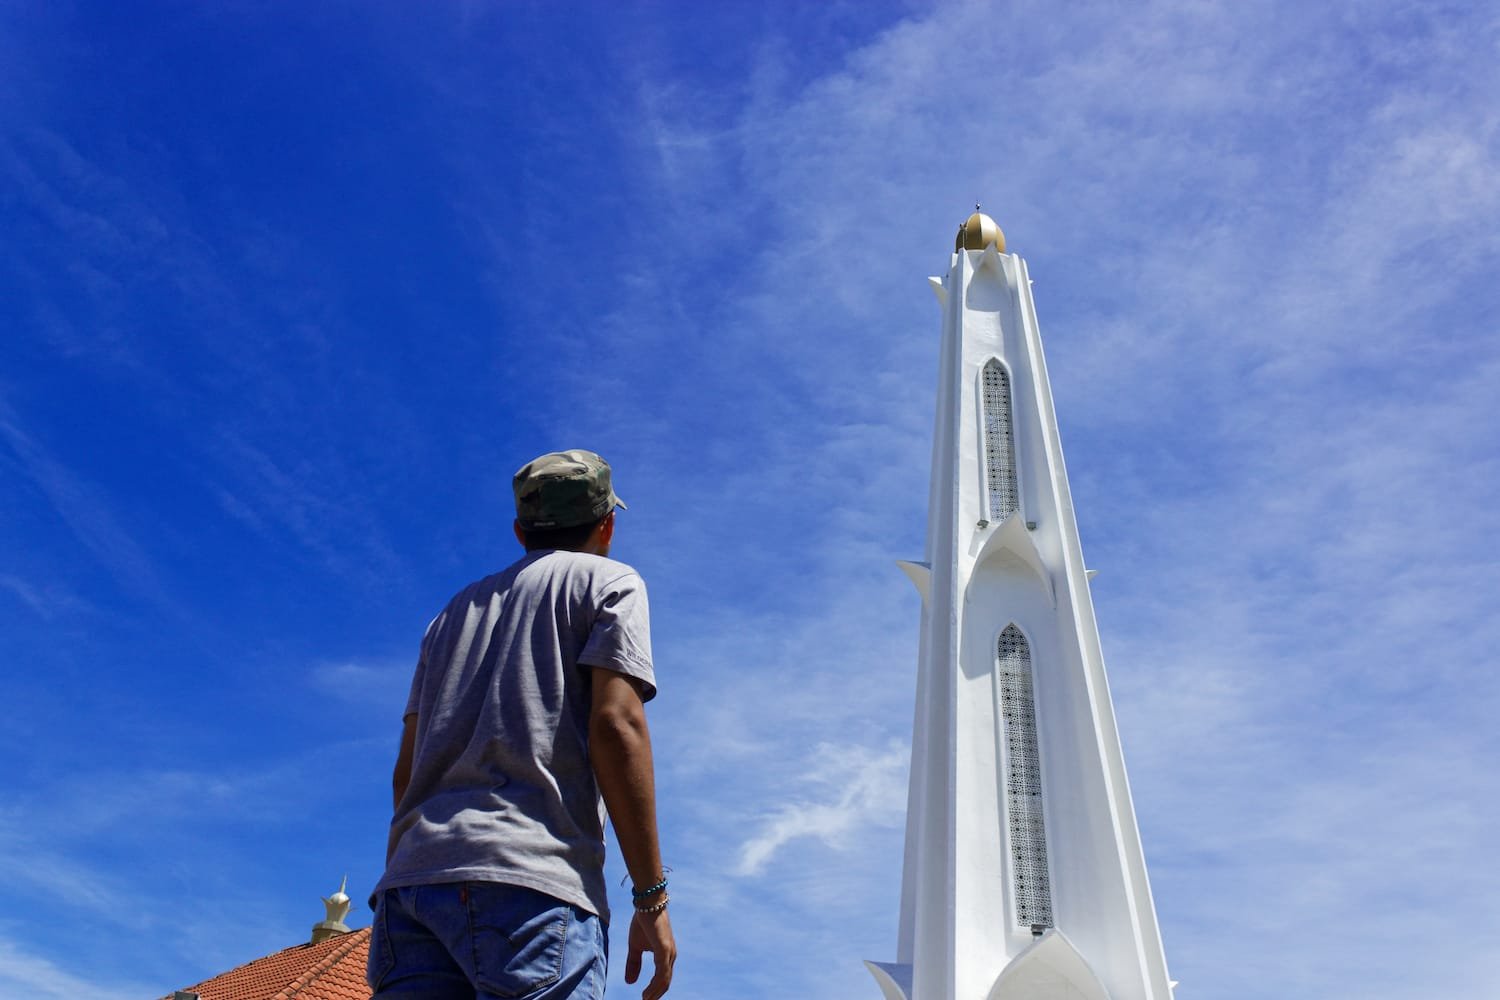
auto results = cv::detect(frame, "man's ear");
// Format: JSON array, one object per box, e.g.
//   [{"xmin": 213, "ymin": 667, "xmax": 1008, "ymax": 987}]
[
  {"xmin": 513, "ymin": 519, "xmax": 527, "ymax": 548},
  {"xmin": 596, "ymin": 510, "xmax": 616, "ymax": 547}
]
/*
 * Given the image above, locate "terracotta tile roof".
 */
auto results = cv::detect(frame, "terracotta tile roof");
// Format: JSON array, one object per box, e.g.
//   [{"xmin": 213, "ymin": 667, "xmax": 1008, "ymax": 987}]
[{"xmin": 165, "ymin": 926, "xmax": 371, "ymax": 1000}]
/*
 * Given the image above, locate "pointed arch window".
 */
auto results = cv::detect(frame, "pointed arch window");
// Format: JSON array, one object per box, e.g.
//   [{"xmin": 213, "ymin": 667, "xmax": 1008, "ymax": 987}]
[
  {"xmin": 982, "ymin": 360, "xmax": 1019, "ymax": 521},
  {"xmin": 998, "ymin": 624, "xmax": 1053, "ymax": 928}
]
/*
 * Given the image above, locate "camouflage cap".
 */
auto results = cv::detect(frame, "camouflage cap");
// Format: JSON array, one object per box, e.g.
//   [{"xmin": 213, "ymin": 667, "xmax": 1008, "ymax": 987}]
[{"xmin": 513, "ymin": 449, "xmax": 627, "ymax": 529}]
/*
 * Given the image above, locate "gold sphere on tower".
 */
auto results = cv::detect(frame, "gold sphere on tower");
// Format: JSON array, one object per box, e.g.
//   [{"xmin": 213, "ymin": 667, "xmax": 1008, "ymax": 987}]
[{"xmin": 954, "ymin": 209, "xmax": 1005, "ymax": 253}]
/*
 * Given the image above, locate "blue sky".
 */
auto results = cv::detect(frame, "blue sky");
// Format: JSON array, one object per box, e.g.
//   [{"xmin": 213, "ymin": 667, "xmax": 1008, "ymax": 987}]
[{"xmin": 3, "ymin": 2, "xmax": 1498, "ymax": 997}]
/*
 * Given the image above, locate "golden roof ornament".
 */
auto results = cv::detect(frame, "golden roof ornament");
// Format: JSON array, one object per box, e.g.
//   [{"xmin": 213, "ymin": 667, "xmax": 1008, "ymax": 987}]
[{"xmin": 955, "ymin": 204, "xmax": 1006, "ymax": 253}]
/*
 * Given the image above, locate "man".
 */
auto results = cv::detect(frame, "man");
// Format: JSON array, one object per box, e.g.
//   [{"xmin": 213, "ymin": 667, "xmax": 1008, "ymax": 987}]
[{"xmin": 369, "ymin": 450, "xmax": 676, "ymax": 1000}]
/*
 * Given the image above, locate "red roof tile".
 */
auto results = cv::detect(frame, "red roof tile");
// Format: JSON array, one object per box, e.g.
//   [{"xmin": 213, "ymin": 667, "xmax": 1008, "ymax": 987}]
[{"xmin": 165, "ymin": 926, "xmax": 371, "ymax": 1000}]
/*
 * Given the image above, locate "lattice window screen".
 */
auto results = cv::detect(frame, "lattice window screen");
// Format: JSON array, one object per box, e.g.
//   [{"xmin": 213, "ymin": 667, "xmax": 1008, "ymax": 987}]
[
  {"xmin": 998, "ymin": 624, "xmax": 1053, "ymax": 928},
  {"xmin": 982, "ymin": 360, "xmax": 1019, "ymax": 521}
]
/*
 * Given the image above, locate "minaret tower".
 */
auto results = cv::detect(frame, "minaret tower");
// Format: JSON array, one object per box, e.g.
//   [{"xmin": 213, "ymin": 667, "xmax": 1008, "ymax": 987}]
[{"xmin": 867, "ymin": 211, "xmax": 1173, "ymax": 1000}]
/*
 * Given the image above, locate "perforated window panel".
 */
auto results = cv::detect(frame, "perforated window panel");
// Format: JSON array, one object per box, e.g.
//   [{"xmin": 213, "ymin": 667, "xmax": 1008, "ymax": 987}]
[
  {"xmin": 982, "ymin": 361, "xmax": 1019, "ymax": 521},
  {"xmin": 998, "ymin": 625, "xmax": 1054, "ymax": 928}
]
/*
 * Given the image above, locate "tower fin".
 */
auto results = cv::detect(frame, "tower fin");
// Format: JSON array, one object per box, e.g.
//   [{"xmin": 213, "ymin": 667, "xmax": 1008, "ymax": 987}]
[
  {"xmin": 896, "ymin": 560, "xmax": 932, "ymax": 603},
  {"xmin": 987, "ymin": 930, "xmax": 1110, "ymax": 1000},
  {"xmin": 977, "ymin": 240, "xmax": 1006, "ymax": 274},
  {"xmin": 971, "ymin": 512, "xmax": 1054, "ymax": 606},
  {"xmin": 865, "ymin": 960, "xmax": 913, "ymax": 1000},
  {"xmin": 928, "ymin": 276, "xmax": 947, "ymax": 306}
]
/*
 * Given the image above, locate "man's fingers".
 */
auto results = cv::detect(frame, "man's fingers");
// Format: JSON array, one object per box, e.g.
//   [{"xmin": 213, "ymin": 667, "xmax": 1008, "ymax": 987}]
[
  {"xmin": 643, "ymin": 960, "xmax": 673, "ymax": 1000},
  {"xmin": 628, "ymin": 911, "xmax": 674, "ymax": 998}
]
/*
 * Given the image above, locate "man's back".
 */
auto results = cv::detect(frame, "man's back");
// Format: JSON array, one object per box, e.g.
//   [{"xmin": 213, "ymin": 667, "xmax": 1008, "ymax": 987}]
[
  {"xmin": 380, "ymin": 549, "xmax": 655, "ymax": 920},
  {"xmin": 369, "ymin": 449, "xmax": 674, "ymax": 1000}
]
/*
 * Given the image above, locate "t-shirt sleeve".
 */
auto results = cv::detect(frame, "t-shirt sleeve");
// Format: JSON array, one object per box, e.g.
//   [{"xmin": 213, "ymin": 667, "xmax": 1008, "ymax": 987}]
[{"xmin": 578, "ymin": 571, "xmax": 657, "ymax": 701}]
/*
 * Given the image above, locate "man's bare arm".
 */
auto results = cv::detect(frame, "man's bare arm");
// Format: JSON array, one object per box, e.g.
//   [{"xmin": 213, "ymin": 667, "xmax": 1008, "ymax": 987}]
[
  {"xmin": 392, "ymin": 714, "xmax": 417, "ymax": 808},
  {"xmin": 589, "ymin": 668, "xmax": 676, "ymax": 1000},
  {"xmin": 384, "ymin": 710, "xmax": 420, "ymax": 869},
  {"xmin": 385, "ymin": 715, "xmax": 417, "ymax": 864}
]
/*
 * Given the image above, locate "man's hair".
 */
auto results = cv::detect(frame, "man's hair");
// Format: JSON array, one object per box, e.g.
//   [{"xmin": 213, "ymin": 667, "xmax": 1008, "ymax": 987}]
[{"xmin": 519, "ymin": 515, "xmax": 605, "ymax": 552}]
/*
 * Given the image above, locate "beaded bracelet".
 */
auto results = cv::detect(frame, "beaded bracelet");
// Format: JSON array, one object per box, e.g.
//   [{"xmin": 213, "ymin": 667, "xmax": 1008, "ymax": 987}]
[
  {"xmin": 631, "ymin": 876, "xmax": 668, "ymax": 900},
  {"xmin": 635, "ymin": 893, "xmax": 670, "ymax": 914}
]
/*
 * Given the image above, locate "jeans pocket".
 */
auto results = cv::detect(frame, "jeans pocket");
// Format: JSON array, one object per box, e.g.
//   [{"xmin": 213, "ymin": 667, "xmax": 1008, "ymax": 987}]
[
  {"xmin": 366, "ymin": 891, "xmax": 398, "ymax": 991},
  {"xmin": 469, "ymin": 884, "xmax": 570, "ymax": 998}
]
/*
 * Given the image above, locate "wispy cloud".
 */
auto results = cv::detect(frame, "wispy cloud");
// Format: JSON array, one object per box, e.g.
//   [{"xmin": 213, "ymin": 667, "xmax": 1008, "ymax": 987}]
[
  {"xmin": 310, "ymin": 657, "xmax": 413, "ymax": 710},
  {"xmin": 0, "ymin": 748, "xmax": 387, "ymax": 992},
  {"xmin": 2, "ymin": 125, "xmax": 408, "ymax": 591},
  {"xmin": 735, "ymin": 740, "xmax": 907, "ymax": 876},
  {"xmin": 0, "ymin": 937, "xmax": 153, "ymax": 1000},
  {"xmin": 0, "ymin": 399, "xmax": 171, "ymax": 609},
  {"xmin": 0, "ymin": 574, "xmax": 54, "ymax": 617}
]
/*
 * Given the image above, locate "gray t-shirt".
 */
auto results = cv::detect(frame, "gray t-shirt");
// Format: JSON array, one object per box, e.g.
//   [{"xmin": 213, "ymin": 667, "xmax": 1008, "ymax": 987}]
[{"xmin": 374, "ymin": 549, "xmax": 655, "ymax": 919}]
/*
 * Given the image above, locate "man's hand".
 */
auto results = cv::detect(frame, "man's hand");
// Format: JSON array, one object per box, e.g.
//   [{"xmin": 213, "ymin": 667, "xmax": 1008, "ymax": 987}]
[{"xmin": 625, "ymin": 906, "xmax": 676, "ymax": 1000}]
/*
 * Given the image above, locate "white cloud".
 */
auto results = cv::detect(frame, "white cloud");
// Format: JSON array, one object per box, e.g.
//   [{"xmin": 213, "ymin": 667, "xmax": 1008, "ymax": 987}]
[
  {"xmin": 0, "ymin": 937, "xmax": 152, "ymax": 1000},
  {"xmin": 0, "ymin": 574, "xmax": 49, "ymax": 617},
  {"xmin": 0, "ymin": 401, "xmax": 170, "ymax": 609},
  {"xmin": 735, "ymin": 740, "xmax": 908, "ymax": 876},
  {"xmin": 310, "ymin": 658, "xmax": 414, "ymax": 709},
  {"xmin": 208, "ymin": 432, "xmax": 404, "ymax": 583},
  {"xmin": 1, "ymin": 126, "xmax": 410, "ymax": 591}
]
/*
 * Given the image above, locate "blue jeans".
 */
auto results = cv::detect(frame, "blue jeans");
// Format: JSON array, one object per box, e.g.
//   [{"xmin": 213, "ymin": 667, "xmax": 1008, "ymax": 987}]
[{"xmin": 368, "ymin": 882, "xmax": 607, "ymax": 999}]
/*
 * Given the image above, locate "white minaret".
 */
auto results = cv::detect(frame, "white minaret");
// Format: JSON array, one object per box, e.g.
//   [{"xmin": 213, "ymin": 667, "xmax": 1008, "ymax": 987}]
[{"xmin": 867, "ymin": 211, "xmax": 1173, "ymax": 1000}]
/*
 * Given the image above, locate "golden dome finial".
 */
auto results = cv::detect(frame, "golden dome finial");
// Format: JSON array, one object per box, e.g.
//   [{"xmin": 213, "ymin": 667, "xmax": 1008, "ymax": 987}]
[{"xmin": 955, "ymin": 207, "xmax": 1005, "ymax": 253}]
